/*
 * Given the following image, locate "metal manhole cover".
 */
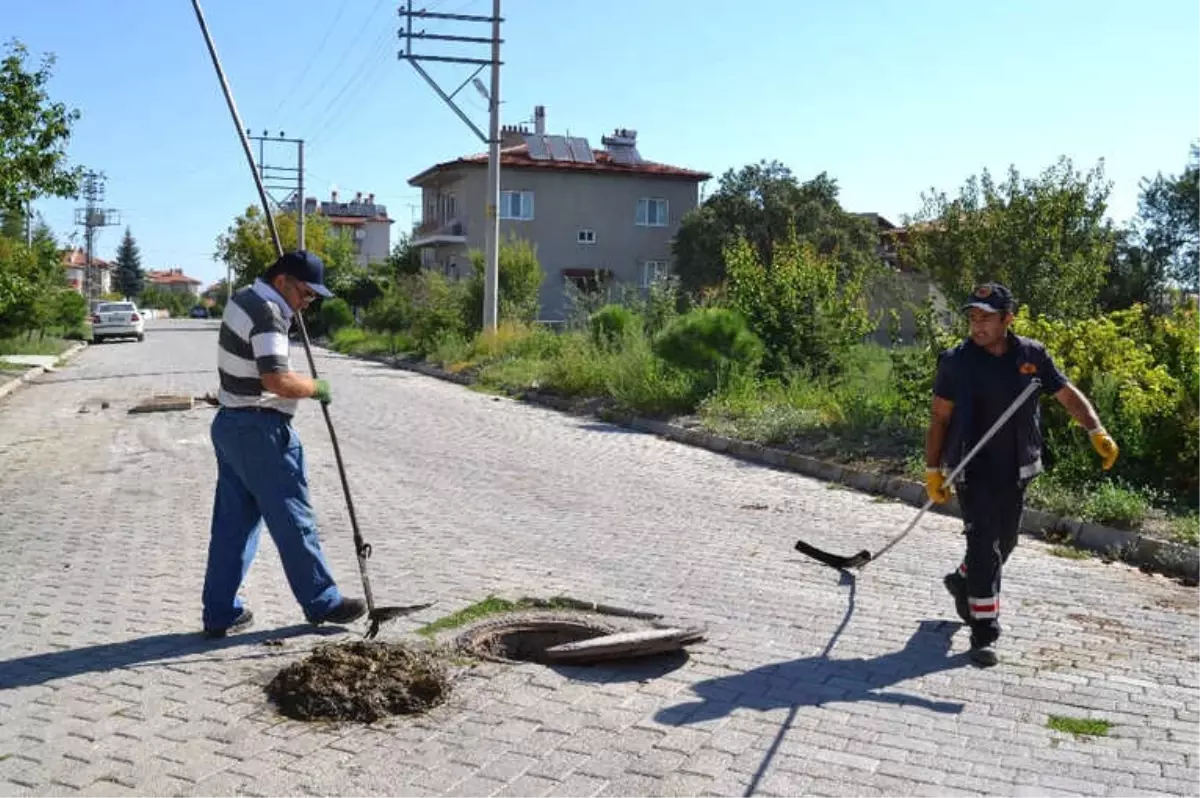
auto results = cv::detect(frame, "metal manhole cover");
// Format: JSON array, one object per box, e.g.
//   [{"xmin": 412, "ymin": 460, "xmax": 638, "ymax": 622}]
[{"xmin": 543, "ymin": 627, "xmax": 707, "ymax": 664}]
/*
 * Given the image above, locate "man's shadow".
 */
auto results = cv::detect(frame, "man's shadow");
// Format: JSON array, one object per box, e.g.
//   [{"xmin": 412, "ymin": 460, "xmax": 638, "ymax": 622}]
[
  {"xmin": 0, "ymin": 625, "xmax": 347, "ymax": 690},
  {"xmin": 653, "ymin": 572, "xmax": 970, "ymax": 796}
]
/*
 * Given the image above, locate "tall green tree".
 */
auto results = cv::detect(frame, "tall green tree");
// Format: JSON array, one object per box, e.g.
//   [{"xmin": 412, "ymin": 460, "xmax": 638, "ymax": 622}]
[
  {"xmin": 901, "ymin": 156, "xmax": 1114, "ymax": 320},
  {"xmin": 672, "ymin": 161, "xmax": 878, "ymax": 296},
  {"xmin": 1136, "ymin": 143, "xmax": 1199, "ymax": 294},
  {"xmin": 113, "ymin": 227, "xmax": 144, "ymax": 299},
  {"xmin": 214, "ymin": 206, "xmax": 357, "ymax": 291},
  {"xmin": 0, "ymin": 41, "xmax": 84, "ymax": 216}
]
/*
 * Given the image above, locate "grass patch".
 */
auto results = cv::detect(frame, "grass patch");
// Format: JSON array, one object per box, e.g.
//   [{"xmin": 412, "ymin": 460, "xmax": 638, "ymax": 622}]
[
  {"xmin": 414, "ymin": 595, "xmax": 588, "ymax": 638},
  {"xmin": 1164, "ymin": 513, "xmax": 1199, "ymax": 547},
  {"xmin": 1046, "ymin": 715, "xmax": 1112, "ymax": 737},
  {"xmin": 1048, "ymin": 545, "xmax": 1091, "ymax": 560},
  {"xmin": 0, "ymin": 334, "xmax": 74, "ymax": 357},
  {"xmin": 1029, "ymin": 476, "xmax": 1151, "ymax": 529},
  {"xmin": 330, "ymin": 327, "xmax": 413, "ymax": 357}
]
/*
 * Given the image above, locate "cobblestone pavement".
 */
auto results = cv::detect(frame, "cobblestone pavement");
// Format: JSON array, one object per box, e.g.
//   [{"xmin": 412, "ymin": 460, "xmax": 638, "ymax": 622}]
[{"xmin": 1, "ymin": 320, "xmax": 1196, "ymax": 797}]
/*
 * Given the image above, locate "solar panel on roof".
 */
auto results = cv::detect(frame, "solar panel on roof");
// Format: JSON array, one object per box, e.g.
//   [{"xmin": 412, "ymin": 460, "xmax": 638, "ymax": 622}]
[
  {"xmin": 567, "ymin": 137, "xmax": 595, "ymax": 163},
  {"xmin": 546, "ymin": 135, "xmax": 572, "ymax": 161},
  {"xmin": 525, "ymin": 134, "xmax": 549, "ymax": 160}
]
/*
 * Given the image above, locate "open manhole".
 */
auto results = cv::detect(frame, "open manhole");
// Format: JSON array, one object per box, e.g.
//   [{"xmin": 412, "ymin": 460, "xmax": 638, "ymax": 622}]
[{"xmin": 454, "ymin": 611, "xmax": 705, "ymax": 665}]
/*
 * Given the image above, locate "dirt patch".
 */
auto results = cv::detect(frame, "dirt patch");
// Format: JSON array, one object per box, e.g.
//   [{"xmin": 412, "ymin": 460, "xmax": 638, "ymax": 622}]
[{"xmin": 265, "ymin": 641, "xmax": 451, "ymax": 723}]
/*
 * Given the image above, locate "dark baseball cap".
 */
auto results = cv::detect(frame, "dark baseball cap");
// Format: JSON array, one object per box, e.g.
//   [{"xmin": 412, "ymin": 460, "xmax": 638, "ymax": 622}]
[
  {"xmin": 963, "ymin": 282, "xmax": 1015, "ymax": 314},
  {"xmin": 272, "ymin": 250, "xmax": 333, "ymax": 298}
]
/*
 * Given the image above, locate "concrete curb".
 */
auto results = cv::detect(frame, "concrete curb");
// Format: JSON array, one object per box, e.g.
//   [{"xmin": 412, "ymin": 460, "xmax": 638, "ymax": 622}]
[
  {"xmin": 0, "ymin": 340, "xmax": 88, "ymax": 402},
  {"xmin": 351, "ymin": 349, "xmax": 1199, "ymax": 584}
]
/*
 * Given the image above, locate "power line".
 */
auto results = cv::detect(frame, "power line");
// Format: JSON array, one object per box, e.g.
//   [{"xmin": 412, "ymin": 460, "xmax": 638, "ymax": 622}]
[
  {"xmin": 290, "ymin": 0, "xmax": 389, "ymax": 125},
  {"xmin": 397, "ymin": 0, "xmax": 503, "ymax": 331},
  {"xmin": 268, "ymin": 1, "xmax": 352, "ymax": 120}
]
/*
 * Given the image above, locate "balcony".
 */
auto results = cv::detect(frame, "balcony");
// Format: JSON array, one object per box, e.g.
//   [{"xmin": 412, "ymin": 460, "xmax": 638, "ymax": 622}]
[{"xmin": 412, "ymin": 217, "xmax": 467, "ymax": 247}]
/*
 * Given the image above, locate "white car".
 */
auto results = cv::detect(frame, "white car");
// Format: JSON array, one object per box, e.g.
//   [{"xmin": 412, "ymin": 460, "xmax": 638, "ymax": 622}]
[{"xmin": 91, "ymin": 301, "xmax": 145, "ymax": 343}]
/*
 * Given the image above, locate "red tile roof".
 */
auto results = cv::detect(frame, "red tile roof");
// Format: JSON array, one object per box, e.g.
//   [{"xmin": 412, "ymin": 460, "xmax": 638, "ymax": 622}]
[
  {"xmin": 61, "ymin": 248, "xmax": 112, "ymax": 269},
  {"xmin": 409, "ymin": 143, "xmax": 710, "ymax": 185},
  {"xmin": 146, "ymin": 268, "xmax": 202, "ymax": 285}
]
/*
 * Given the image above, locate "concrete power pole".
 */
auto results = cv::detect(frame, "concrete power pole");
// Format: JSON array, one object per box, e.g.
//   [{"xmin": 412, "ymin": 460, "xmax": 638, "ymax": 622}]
[
  {"xmin": 398, "ymin": 0, "xmax": 503, "ymax": 332},
  {"xmin": 74, "ymin": 171, "xmax": 119, "ymax": 302}
]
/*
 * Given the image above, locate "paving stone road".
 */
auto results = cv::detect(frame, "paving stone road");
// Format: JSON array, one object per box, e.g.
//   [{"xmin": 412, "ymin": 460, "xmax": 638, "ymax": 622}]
[{"xmin": 0, "ymin": 319, "xmax": 1196, "ymax": 797}]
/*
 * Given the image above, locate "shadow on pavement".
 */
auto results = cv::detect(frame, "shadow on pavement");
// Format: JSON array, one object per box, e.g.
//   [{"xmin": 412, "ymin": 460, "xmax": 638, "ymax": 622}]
[
  {"xmin": 549, "ymin": 649, "xmax": 691, "ymax": 683},
  {"xmin": 0, "ymin": 624, "xmax": 346, "ymax": 690},
  {"xmin": 652, "ymin": 571, "xmax": 969, "ymax": 796}
]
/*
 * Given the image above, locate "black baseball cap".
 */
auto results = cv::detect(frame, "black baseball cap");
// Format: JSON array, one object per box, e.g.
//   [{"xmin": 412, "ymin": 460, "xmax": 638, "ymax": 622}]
[
  {"xmin": 271, "ymin": 250, "xmax": 333, "ymax": 298},
  {"xmin": 963, "ymin": 282, "xmax": 1015, "ymax": 314}
]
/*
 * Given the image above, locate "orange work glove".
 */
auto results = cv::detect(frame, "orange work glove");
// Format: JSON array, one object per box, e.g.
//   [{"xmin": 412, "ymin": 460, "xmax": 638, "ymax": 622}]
[
  {"xmin": 1089, "ymin": 428, "xmax": 1119, "ymax": 470},
  {"xmin": 926, "ymin": 468, "xmax": 952, "ymax": 504}
]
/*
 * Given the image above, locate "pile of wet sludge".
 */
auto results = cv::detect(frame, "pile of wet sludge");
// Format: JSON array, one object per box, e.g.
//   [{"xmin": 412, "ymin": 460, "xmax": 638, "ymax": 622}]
[{"xmin": 265, "ymin": 641, "xmax": 452, "ymax": 723}]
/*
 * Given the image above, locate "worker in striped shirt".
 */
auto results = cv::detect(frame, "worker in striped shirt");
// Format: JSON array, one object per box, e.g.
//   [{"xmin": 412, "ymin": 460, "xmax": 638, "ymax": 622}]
[{"xmin": 202, "ymin": 250, "xmax": 365, "ymax": 638}]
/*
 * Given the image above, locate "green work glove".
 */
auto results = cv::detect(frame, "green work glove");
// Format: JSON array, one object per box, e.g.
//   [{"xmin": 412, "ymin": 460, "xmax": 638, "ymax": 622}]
[{"xmin": 312, "ymin": 378, "xmax": 332, "ymax": 405}]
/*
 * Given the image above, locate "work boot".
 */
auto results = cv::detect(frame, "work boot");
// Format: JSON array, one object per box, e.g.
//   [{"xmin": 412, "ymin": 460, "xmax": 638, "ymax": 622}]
[
  {"xmin": 204, "ymin": 608, "xmax": 254, "ymax": 639},
  {"xmin": 969, "ymin": 623, "xmax": 999, "ymax": 667},
  {"xmin": 313, "ymin": 597, "xmax": 367, "ymax": 626},
  {"xmin": 943, "ymin": 571, "xmax": 971, "ymax": 625}
]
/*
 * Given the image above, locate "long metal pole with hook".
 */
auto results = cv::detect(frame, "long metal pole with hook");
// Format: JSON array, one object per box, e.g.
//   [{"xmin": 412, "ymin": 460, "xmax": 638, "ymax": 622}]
[{"xmin": 189, "ymin": 0, "xmax": 389, "ymax": 631}]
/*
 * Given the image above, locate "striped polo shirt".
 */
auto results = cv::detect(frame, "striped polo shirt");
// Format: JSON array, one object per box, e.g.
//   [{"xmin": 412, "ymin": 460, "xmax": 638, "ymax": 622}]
[{"xmin": 217, "ymin": 279, "xmax": 298, "ymax": 416}]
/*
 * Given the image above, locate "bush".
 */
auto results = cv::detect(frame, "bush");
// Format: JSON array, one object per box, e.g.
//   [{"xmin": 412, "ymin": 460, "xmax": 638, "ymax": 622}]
[
  {"xmin": 379, "ymin": 271, "xmax": 468, "ymax": 355},
  {"xmin": 464, "ymin": 235, "xmax": 543, "ymax": 331},
  {"xmin": 319, "ymin": 298, "xmax": 354, "ymax": 334},
  {"xmin": 331, "ymin": 326, "xmax": 412, "ymax": 357},
  {"xmin": 589, "ymin": 304, "xmax": 640, "ymax": 349},
  {"xmin": 725, "ymin": 229, "xmax": 874, "ymax": 375},
  {"xmin": 654, "ymin": 307, "xmax": 763, "ymax": 392}
]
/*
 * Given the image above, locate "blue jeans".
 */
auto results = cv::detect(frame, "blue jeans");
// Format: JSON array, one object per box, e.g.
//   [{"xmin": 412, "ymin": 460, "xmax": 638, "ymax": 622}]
[{"xmin": 202, "ymin": 408, "xmax": 342, "ymax": 629}]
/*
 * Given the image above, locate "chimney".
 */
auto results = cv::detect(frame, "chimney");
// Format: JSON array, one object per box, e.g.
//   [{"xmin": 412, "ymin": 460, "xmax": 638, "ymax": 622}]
[
  {"xmin": 331, "ymin": 189, "xmax": 338, "ymax": 202},
  {"xmin": 367, "ymin": 193, "xmax": 375, "ymax": 205},
  {"xmin": 534, "ymin": 105, "xmax": 546, "ymax": 135},
  {"xmin": 354, "ymin": 191, "xmax": 363, "ymax": 203},
  {"xmin": 500, "ymin": 123, "xmax": 527, "ymax": 148}
]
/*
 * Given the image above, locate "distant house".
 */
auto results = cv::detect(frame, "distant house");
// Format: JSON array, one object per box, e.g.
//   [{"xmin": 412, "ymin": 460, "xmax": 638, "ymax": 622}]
[
  {"xmin": 61, "ymin": 248, "xmax": 112, "ymax": 297},
  {"xmin": 285, "ymin": 191, "xmax": 394, "ymax": 266},
  {"xmin": 146, "ymin": 268, "xmax": 202, "ymax": 297},
  {"xmin": 407, "ymin": 105, "xmax": 711, "ymax": 321}
]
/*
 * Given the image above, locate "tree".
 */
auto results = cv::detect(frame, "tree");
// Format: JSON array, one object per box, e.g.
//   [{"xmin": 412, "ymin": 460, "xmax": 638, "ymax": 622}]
[
  {"xmin": 0, "ymin": 41, "xmax": 84, "ymax": 215},
  {"xmin": 902, "ymin": 156, "xmax": 1114, "ymax": 320},
  {"xmin": 464, "ymin": 235, "xmax": 544, "ymax": 330},
  {"xmin": 113, "ymin": 227, "xmax": 144, "ymax": 299},
  {"xmin": 0, "ymin": 222, "xmax": 64, "ymax": 338},
  {"xmin": 387, "ymin": 232, "xmax": 422, "ymax": 277},
  {"xmin": 1135, "ymin": 143, "xmax": 1199, "ymax": 294},
  {"xmin": 214, "ymin": 206, "xmax": 357, "ymax": 291},
  {"xmin": 672, "ymin": 161, "xmax": 879, "ymax": 296}
]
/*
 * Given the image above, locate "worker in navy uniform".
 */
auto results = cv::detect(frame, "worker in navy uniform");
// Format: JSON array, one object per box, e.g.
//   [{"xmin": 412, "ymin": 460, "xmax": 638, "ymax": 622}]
[{"xmin": 925, "ymin": 283, "xmax": 1119, "ymax": 666}]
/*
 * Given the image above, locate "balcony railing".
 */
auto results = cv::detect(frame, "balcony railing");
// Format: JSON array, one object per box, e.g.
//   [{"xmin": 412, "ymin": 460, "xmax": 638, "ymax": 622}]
[{"xmin": 412, "ymin": 217, "xmax": 467, "ymax": 244}]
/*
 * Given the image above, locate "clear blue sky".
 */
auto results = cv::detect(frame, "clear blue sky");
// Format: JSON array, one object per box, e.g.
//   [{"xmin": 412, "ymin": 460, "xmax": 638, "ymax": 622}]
[{"xmin": 10, "ymin": 0, "xmax": 1199, "ymax": 288}]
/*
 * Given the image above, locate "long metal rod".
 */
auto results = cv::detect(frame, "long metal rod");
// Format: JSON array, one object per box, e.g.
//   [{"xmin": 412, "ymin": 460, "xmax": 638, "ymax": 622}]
[
  {"xmin": 190, "ymin": 0, "xmax": 380, "ymax": 619},
  {"xmin": 189, "ymin": 0, "xmax": 281, "ymax": 255}
]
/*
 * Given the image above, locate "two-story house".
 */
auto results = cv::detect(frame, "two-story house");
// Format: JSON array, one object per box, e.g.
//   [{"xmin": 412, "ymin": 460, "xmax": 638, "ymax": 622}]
[
  {"xmin": 408, "ymin": 107, "xmax": 710, "ymax": 321},
  {"xmin": 146, "ymin": 268, "xmax": 203, "ymax": 297},
  {"xmin": 286, "ymin": 191, "xmax": 394, "ymax": 266},
  {"xmin": 61, "ymin": 248, "xmax": 112, "ymax": 297}
]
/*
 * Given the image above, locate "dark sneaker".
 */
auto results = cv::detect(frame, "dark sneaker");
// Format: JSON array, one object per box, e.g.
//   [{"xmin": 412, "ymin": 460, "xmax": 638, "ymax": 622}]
[
  {"xmin": 204, "ymin": 608, "xmax": 254, "ymax": 639},
  {"xmin": 313, "ymin": 597, "xmax": 367, "ymax": 626},
  {"xmin": 969, "ymin": 643, "xmax": 998, "ymax": 667},
  {"xmin": 943, "ymin": 571, "xmax": 971, "ymax": 625}
]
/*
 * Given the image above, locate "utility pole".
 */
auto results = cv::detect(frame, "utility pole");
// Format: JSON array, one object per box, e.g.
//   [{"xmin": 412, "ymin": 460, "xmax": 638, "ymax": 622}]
[
  {"xmin": 247, "ymin": 130, "xmax": 306, "ymax": 250},
  {"xmin": 73, "ymin": 171, "xmax": 120, "ymax": 303},
  {"xmin": 398, "ymin": 0, "xmax": 503, "ymax": 332}
]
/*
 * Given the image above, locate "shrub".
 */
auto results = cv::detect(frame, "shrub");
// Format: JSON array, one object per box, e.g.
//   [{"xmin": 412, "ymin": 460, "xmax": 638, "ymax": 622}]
[
  {"xmin": 589, "ymin": 304, "xmax": 640, "ymax": 350},
  {"xmin": 464, "ymin": 235, "xmax": 543, "ymax": 331},
  {"xmin": 654, "ymin": 307, "xmax": 763, "ymax": 392},
  {"xmin": 318, "ymin": 297, "xmax": 354, "ymax": 334},
  {"xmin": 725, "ymin": 230, "xmax": 874, "ymax": 375}
]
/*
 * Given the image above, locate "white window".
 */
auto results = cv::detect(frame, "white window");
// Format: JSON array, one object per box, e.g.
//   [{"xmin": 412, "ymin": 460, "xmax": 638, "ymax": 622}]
[
  {"xmin": 577, "ymin": 229, "xmax": 596, "ymax": 245},
  {"xmin": 641, "ymin": 260, "xmax": 669, "ymax": 287},
  {"xmin": 500, "ymin": 190, "xmax": 534, "ymax": 220},
  {"xmin": 636, "ymin": 198, "xmax": 668, "ymax": 227}
]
